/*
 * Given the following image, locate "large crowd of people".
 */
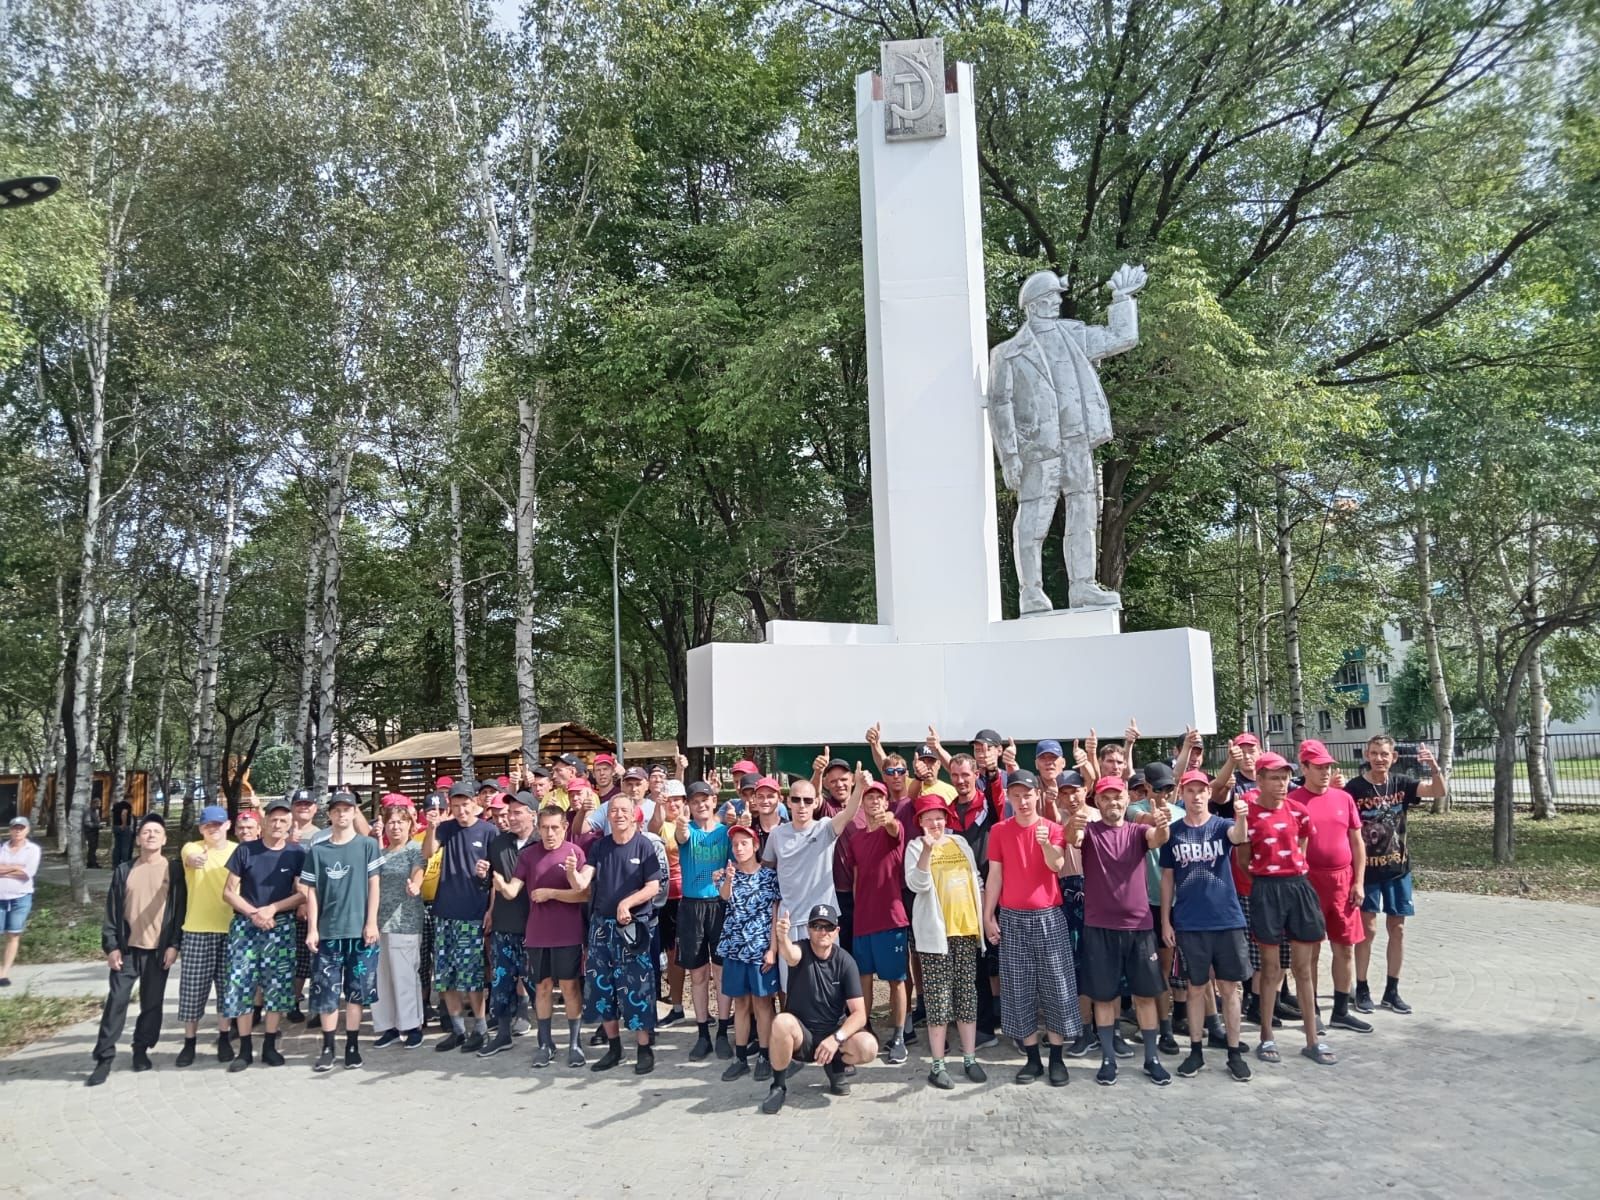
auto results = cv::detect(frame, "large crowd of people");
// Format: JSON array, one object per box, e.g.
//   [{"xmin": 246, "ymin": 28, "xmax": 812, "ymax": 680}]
[{"xmin": 79, "ymin": 727, "xmax": 1446, "ymax": 1109}]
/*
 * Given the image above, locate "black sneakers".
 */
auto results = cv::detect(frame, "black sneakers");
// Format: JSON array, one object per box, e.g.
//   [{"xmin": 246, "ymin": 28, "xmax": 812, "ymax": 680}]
[
  {"xmin": 1110, "ymin": 1030, "xmax": 1135, "ymax": 1058},
  {"xmin": 761, "ymin": 1082, "xmax": 787, "ymax": 1114},
  {"xmin": 752, "ymin": 1053, "xmax": 772, "ymax": 1081},
  {"xmin": 216, "ymin": 1035, "xmax": 234, "ymax": 1064},
  {"xmin": 1354, "ymin": 982, "xmax": 1375, "ymax": 1013},
  {"xmin": 312, "ymin": 1047, "xmax": 335, "ymax": 1073},
  {"xmin": 131, "ymin": 1049, "xmax": 153, "ymax": 1073},
  {"xmin": 1331, "ymin": 1008, "xmax": 1374, "ymax": 1034},
  {"xmin": 1382, "ymin": 989, "xmax": 1413, "ymax": 1014},
  {"xmin": 1226, "ymin": 1050, "xmax": 1252, "ymax": 1082},
  {"xmin": 715, "ymin": 1029, "xmax": 733, "ymax": 1059},
  {"xmin": 1144, "ymin": 1058, "xmax": 1172, "ymax": 1087},
  {"xmin": 460, "ymin": 1031, "xmax": 484, "ymax": 1054},
  {"xmin": 1177, "ymin": 1047, "xmax": 1206, "ymax": 1078},
  {"xmin": 435, "ymin": 1031, "xmax": 464, "ymax": 1052},
  {"xmin": 634, "ymin": 1045, "xmax": 655, "ymax": 1075},
  {"xmin": 590, "ymin": 1043, "xmax": 623, "ymax": 1072},
  {"xmin": 344, "ymin": 1045, "xmax": 363, "ymax": 1070},
  {"xmin": 721, "ymin": 1057, "xmax": 750, "ymax": 1081},
  {"xmin": 1095, "ymin": 1058, "xmax": 1118, "ymax": 1086},
  {"xmin": 1047, "ymin": 1057, "xmax": 1069, "ymax": 1087},
  {"xmin": 477, "ymin": 1027, "xmax": 513, "ymax": 1058},
  {"xmin": 1156, "ymin": 1031, "xmax": 1181, "ymax": 1055},
  {"xmin": 402, "ymin": 1029, "xmax": 423, "ymax": 1049},
  {"xmin": 86, "ymin": 1059, "xmax": 111, "ymax": 1087},
  {"xmin": 373, "ymin": 1029, "xmax": 402, "ymax": 1049},
  {"xmin": 825, "ymin": 1061, "xmax": 850, "ymax": 1096},
  {"xmin": 175, "ymin": 1041, "xmax": 196, "ymax": 1069},
  {"xmin": 689, "ymin": 1031, "xmax": 713, "ymax": 1061},
  {"xmin": 1014, "ymin": 1056, "xmax": 1044, "ymax": 1085},
  {"xmin": 1065, "ymin": 1031, "xmax": 1097, "ymax": 1058}
]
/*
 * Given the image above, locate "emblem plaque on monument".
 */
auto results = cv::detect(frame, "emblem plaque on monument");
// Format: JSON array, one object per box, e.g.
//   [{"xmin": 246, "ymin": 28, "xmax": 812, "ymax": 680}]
[{"xmin": 881, "ymin": 38, "xmax": 946, "ymax": 141}]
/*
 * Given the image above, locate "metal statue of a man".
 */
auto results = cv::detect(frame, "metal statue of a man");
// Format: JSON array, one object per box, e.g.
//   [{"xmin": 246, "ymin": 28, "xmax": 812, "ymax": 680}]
[{"xmin": 987, "ymin": 264, "xmax": 1147, "ymax": 614}]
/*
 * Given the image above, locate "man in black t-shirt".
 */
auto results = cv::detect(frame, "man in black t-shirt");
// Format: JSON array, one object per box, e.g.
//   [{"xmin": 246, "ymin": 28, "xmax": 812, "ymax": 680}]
[
  {"xmin": 479, "ymin": 792, "xmax": 538, "ymax": 1058},
  {"xmin": 763, "ymin": 903, "xmax": 878, "ymax": 1114},
  {"xmin": 1348, "ymin": 735, "xmax": 1447, "ymax": 1014}
]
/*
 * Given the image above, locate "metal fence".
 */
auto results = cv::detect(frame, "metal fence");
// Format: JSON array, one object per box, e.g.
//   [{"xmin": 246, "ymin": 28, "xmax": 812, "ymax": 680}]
[{"xmin": 1229, "ymin": 731, "xmax": 1600, "ymax": 810}]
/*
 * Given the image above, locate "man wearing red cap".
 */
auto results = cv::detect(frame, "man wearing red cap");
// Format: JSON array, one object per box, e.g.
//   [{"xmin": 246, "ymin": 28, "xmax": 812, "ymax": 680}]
[
  {"xmin": 1292, "ymin": 740, "xmax": 1372, "ymax": 1035},
  {"xmin": 714, "ymin": 822, "xmax": 781, "ymax": 1081},
  {"xmin": 1076, "ymin": 774, "xmax": 1171, "ymax": 1086},
  {"xmin": 719, "ymin": 759, "xmax": 761, "ymax": 822},
  {"xmin": 1241, "ymin": 752, "xmax": 1332, "ymax": 1065},
  {"xmin": 984, "ymin": 770, "xmax": 1080, "ymax": 1086},
  {"xmin": 847, "ymin": 778, "xmax": 910, "ymax": 1064}
]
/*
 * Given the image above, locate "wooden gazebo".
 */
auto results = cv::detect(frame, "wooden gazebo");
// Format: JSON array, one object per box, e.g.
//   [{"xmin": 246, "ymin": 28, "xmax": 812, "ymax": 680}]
[{"xmin": 358, "ymin": 722, "xmax": 619, "ymax": 799}]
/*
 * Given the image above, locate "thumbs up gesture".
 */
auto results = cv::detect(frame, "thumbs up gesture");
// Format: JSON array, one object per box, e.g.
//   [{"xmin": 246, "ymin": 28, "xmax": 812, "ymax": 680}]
[
  {"xmin": 1033, "ymin": 820, "xmax": 1050, "ymax": 847},
  {"xmin": 1002, "ymin": 739, "xmax": 1018, "ymax": 771},
  {"xmin": 813, "ymin": 746, "xmax": 831, "ymax": 774},
  {"xmin": 774, "ymin": 909, "xmax": 791, "ymax": 939}
]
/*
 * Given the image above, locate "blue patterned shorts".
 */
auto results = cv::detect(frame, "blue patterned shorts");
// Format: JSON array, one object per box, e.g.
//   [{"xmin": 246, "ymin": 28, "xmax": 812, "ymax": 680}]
[
  {"xmin": 223, "ymin": 915, "xmax": 296, "ymax": 1017},
  {"xmin": 309, "ymin": 937, "xmax": 379, "ymax": 1013},
  {"xmin": 433, "ymin": 918, "xmax": 487, "ymax": 993},
  {"xmin": 585, "ymin": 919, "xmax": 656, "ymax": 1032},
  {"xmin": 489, "ymin": 930, "xmax": 528, "ymax": 1017}
]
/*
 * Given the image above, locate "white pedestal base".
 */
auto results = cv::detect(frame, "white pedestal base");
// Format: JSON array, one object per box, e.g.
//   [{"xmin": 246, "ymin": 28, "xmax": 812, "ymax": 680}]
[{"xmin": 687, "ymin": 626, "xmax": 1215, "ymax": 746}]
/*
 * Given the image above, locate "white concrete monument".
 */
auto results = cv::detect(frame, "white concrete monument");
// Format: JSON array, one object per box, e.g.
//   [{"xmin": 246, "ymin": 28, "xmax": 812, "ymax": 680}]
[{"xmin": 686, "ymin": 42, "xmax": 1215, "ymax": 747}]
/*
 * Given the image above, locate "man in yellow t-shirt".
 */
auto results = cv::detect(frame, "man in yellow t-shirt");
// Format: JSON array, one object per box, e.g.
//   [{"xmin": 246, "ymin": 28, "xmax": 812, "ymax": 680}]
[{"xmin": 176, "ymin": 805, "xmax": 239, "ymax": 1067}]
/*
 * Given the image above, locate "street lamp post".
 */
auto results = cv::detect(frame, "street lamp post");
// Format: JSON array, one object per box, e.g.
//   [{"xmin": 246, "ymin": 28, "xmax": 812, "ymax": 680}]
[
  {"xmin": 612, "ymin": 462, "xmax": 666, "ymax": 767},
  {"xmin": 0, "ymin": 176, "xmax": 61, "ymax": 210}
]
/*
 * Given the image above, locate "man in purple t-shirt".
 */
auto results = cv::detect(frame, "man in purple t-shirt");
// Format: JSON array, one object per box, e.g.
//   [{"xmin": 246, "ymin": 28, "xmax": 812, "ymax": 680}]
[
  {"xmin": 494, "ymin": 806, "xmax": 589, "ymax": 1068},
  {"xmin": 847, "ymin": 780, "xmax": 910, "ymax": 1064},
  {"xmin": 1075, "ymin": 775, "xmax": 1171, "ymax": 1088}
]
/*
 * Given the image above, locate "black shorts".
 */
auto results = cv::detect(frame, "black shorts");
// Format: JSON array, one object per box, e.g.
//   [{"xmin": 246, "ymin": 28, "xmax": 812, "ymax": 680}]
[
  {"xmin": 660, "ymin": 898, "xmax": 679, "ymax": 953},
  {"xmin": 794, "ymin": 1025, "xmax": 835, "ymax": 1063},
  {"xmin": 527, "ymin": 944, "xmax": 582, "ymax": 984},
  {"xmin": 1174, "ymin": 928, "xmax": 1251, "ymax": 984},
  {"xmin": 981, "ymin": 936, "xmax": 1001, "ymax": 979},
  {"xmin": 1080, "ymin": 926, "xmax": 1164, "ymax": 1001},
  {"xmin": 676, "ymin": 897, "xmax": 726, "ymax": 970},
  {"xmin": 1248, "ymin": 876, "xmax": 1325, "ymax": 946}
]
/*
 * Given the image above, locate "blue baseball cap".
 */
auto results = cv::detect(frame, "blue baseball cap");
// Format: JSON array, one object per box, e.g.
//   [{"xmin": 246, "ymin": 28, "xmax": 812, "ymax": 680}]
[
  {"xmin": 198, "ymin": 805, "xmax": 229, "ymax": 825},
  {"xmin": 1035, "ymin": 739, "xmax": 1064, "ymax": 758}
]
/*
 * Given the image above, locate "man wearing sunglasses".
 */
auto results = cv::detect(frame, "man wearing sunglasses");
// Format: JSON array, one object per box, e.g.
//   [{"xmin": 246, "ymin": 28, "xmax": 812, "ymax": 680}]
[
  {"xmin": 762, "ymin": 903, "xmax": 877, "ymax": 1114},
  {"xmin": 761, "ymin": 770, "xmax": 865, "ymax": 988}
]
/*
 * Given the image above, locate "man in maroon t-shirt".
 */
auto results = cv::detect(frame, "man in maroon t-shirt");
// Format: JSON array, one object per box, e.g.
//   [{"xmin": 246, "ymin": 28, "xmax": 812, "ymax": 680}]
[
  {"xmin": 495, "ymin": 806, "xmax": 589, "ymax": 1068},
  {"xmin": 1292, "ymin": 740, "xmax": 1371, "ymax": 1036},
  {"xmin": 848, "ymin": 780, "xmax": 909, "ymax": 1063},
  {"xmin": 1242, "ymin": 753, "xmax": 1333, "ymax": 1066}
]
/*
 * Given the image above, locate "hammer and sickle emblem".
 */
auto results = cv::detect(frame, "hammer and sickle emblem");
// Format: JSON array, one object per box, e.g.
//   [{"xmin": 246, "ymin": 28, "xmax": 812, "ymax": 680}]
[{"xmin": 889, "ymin": 48, "xmax": 937, "ymax": 129}]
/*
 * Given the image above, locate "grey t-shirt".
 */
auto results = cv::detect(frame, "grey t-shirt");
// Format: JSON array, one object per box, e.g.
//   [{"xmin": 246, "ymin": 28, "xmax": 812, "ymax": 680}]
[
  {"xmin": 299, "ymin": 835, "xmax": 380, "ymax": 940},
  {"xmin": 375, "ymin": 844, "xmax": 425, "ymax": 935},
  {"xmin": 760, "ymin": 820, "xmax": 839, "ymax": 923}
]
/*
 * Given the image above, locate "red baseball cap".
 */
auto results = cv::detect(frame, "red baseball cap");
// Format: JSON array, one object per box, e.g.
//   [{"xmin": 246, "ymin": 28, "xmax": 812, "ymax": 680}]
[
  {"xmin": 864, "ymin": 780, "xmax": 887, "ymax": 796},
  {"xmin": 1297, "ymin": 739, "xmax": 1336, "ymax": 766},
  {"xmin": 1232, "ymin": 733, "xmax": 1260, "ymax": 748},
  {"xmin": 381, "ymin": 792, "xmax": 414, "ymax": 808},
  {"xmin": 592, "ymin": 753, "xmax": 616, "ymax": 766},
  {"xmin": 732, "ymin": 759, "xmax": 759, "ymax": 776},
  {"xmin": 754, "ymin": 776, "xmax": 782, "ymax": 794},
  {"xmin": 485, "ymin": 793, "xmax": 507, "ymax": 810},
  {"xmin": 435, "ymin": 775, "xmax": 454, "ymax": 789},
  {"xmin": 495, "ymin": 775, "xmax": 512, "ymax": 790},
  {"xmin": 1093, "ymin": 775, "xmax": 1127, "ymax": 796},
  {"xmin": 1178, "ymin": 770, "xmax": 1211, "ymax": 788},
  {"xmin": 914, "ymin": 794, "xmax": 951, "ymax": 820},
  {"xmin": 729, "ymin": 823, "xmax": 760, "ymax": 844},
  {"xmin": 1255, "ymin": 751, "xmax": 1292, "ymax": 773}
]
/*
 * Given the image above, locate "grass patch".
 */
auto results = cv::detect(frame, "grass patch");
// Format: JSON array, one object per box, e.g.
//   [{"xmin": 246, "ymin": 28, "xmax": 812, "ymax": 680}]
[
  {"xmin": 1411, "ymin": 809, "xmax": 1600, "ymax": 905},
  {"xmin": 1446, "ymin": 757, "xmax": 1600, "ymax": 781},
  {"xmin": 0, "ymin": 994, "xmax": 100, "ymax": 1056},
  {"xmin": 15, "ymin": 882, "xmax": 105, "ymax": 964}
]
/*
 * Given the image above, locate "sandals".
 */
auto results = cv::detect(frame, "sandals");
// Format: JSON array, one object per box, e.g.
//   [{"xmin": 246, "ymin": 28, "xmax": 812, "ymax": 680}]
[
  {"xmin": 1256, "ymin": 1040, "xmax": 1281, "ymax": 1063},
  {"xmin": 1300, "ymin": 1042, "xmax": 1337, "ymax": 1066}
]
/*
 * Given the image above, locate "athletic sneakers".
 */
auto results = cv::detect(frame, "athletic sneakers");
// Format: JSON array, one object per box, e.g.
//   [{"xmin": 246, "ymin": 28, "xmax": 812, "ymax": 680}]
[
  {"xmin": 344, "ymin": 1046, "xmax": 363, "ymax": 1070},
  {"xmin": 435, "ymin": 1031, "xmax": 464, "ymax": 1052},
  {"xmin": 928, "ymin": 1063, "xmax": 955, "ymax": 1090},
  {"xmin": 1206, "ymin": 1026, "xmax": 1231, "ymax": 1050},
  {"xmin": 825, "ymin": 1061, "xmax": 851, "ymax": 1096},
  {"xmin": 1144, "ymin": 1058, "xmax": 1172, "ymax": 1087},
  {"xmin": 689, "ymin": 1031, "xmax": 713, "ymax": 1061},
  {"xmin": 1111, "ymin": 1031, "xmax": 1135, "ymax": 1059},
  {"xmin": 567, "ymin": 1044, "xmax": 587, "ymax": 1068},
  {"xmin": 963, "ymin": 1059, "xmax": 988, "ymax": 1083},
  {"xmin": 761, "ymin": 1082, "xmax": 787, "ymax": 1114},
  {"xmin": 721, "ymin": 1057, "xmax": 750, "ymax": 1081},
  {"xmin": 402, "ymin": 1029, "xmax": 423, "ymax": 1049},
  {"xmin": 752, "ymin": 1053, "xmax": 772, "ymax": 1081},
  {"xmin": 1177, "ymin": 1047, "xmax": 1206, "ymax": 1078},
  {"xmin": 1014, "ymin": 1056, "xmax": 1044, "ymax": 1085},
  {"xmin": 373, "ymin": 1029, "xmax": 401, "ymax": 1049},
  {"xmin": 887, "ymin": 1036, "xmax": 908, "ymax": 1065},
  {"xmin": 460, "ymin": 1031, "xmax": 484, "ymax": 1053},
  {"xmin": 1095, "ymin": 1059, "xmax": 1118, "ymax": 1086},
  {"xmin": 1353, "ymin": 982, "xmax": 1375, "ymax": 1013},
  {"xmin": 714, "ymin": 1029, "xmax": 733, "ymax": 1059},
  {"xmin": 532, "ymin": 1043, "xmax": 554, "ymax": 1068},
  {"xmin": 477, "ymin": 1027, "xmax": 513, "ymax": 1058},
  {"xmin": 973, "ymin": 1030, "xmax": 998, "ymax": 1050},
  {"xmin": 1331, "ymin": 1009, "xmax": 1374, "ymax": 1034},
  {"xmin": 659, "ymin": 1007, "xmax": 685, "ymax": 1026},
  {"xmin": 312, "ymin": 1047, "xmax": 335, "ymax": 1073},
  {"xmin": 634, "ymin": 1045, "xmax": 655, "ymax": 1075},
  {"xmin": 1226, "ymin": 1050, "xmax": 1252, "ymax": 1082},
  {"xmin": 511, "ymin": 1016, "xmax": 531, "ymax": 1037},
  {"xmin": 1381, "ymin": 989, "xmax": 1413, "ymax": 1014},
  {"xmin": 1157, "ymin": 1031, "xmax": 1181, "ymax": 1055},
  {"xmin": 1065, "ymin": 1031, "xmax": 1096, "ymax": 1058}
]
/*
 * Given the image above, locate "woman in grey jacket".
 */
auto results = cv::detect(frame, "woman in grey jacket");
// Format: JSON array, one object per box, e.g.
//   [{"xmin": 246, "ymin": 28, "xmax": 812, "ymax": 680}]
[{"xmin": 904, "ymin": 794, "xmax": 985, "ymax": 1089}]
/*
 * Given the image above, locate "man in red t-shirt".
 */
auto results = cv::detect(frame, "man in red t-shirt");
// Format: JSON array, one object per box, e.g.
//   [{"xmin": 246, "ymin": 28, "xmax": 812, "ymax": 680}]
[
  {"xmin": 1242, "ymin": 753, "xmax": 1333, "ymax": 1066},
  {"xmin": 848, "ymin": 780, "xmax": 910, "ymax": 1064},
  {"xmin": 1292, "ymin": 740, "xmax": 1372, "ymax": 1036},
  {"xmin": 982, "ymin": 771, "xmax": 1080, "ymax": 1086}
]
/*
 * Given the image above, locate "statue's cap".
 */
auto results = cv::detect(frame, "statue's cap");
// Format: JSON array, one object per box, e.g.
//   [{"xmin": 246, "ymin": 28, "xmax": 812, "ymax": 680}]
[{"xmin": 1018, "ymin": 270, "xmax": 1064, "ymax": 308}]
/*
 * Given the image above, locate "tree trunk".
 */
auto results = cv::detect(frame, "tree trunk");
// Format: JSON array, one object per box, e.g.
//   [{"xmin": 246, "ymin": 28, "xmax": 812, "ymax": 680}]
[
  {"xmin": 310, "ymin": 459, "xmax": 352, "ymax": 799},
  {"xmin": 66, "ymin": 303, "xmax": 110, "ymax": 900},
  {"xmin": 514, "ymin": 383, "xmax": 542, "ymax": 764},
  {"xmin": 447, "ymin": 337, "xmax": 475, "ymax": 781},
  {"xmin": 150, "ymin": 676, "xmax": 166, "ymax": 813},
  {"xmin": 1274, "ymin": 470, "xmax": 1306, "ymax": 746},
  {"xmin": 107, "ymin": 601, "xmax": 139, "ymax": 817},
  {"xmin": 1526, "ymin": 648, "xmax": 1554, "ymax": 819},
  {"xmin": 1233, "ymin": 504, "xmax": 1249, "ymax": 735},
  {"xmin": 1252, "ymin": 510, "xmax": 1273, "ymax": 750},
  {"xmin": 293, "ymin": 528, "xmax": 326, "ymax": 788},
  {"xmin": 195, "ymin": 479, "xmax": 238, "ymax": 803},
  {"xmin": 37, "ymin": 573, "xmax": 69, "ymax": 837},
  {"xmin": 1492, "ymin": 721, "xmax": 1517, "ymax": 865},
  {"xmin": 1412, "ymin": 513, "xmax": 1455, "ymax": 812}
]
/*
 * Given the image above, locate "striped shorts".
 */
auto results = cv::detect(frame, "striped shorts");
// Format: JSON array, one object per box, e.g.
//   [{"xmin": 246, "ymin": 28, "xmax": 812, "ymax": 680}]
[
  {"xmin": 177, "ymin": 930, "xmax": 229, "ymax": 1021},
  {"xmin": 997, "ymin": 906, "xmax": 1082, "ymax": 1040}
]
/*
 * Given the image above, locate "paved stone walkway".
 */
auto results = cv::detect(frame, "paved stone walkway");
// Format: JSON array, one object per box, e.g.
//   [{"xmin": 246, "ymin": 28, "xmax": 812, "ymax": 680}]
[{"xmin": 2, "ymin": 890, "xmax": 1597, "ymax": 1198}]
